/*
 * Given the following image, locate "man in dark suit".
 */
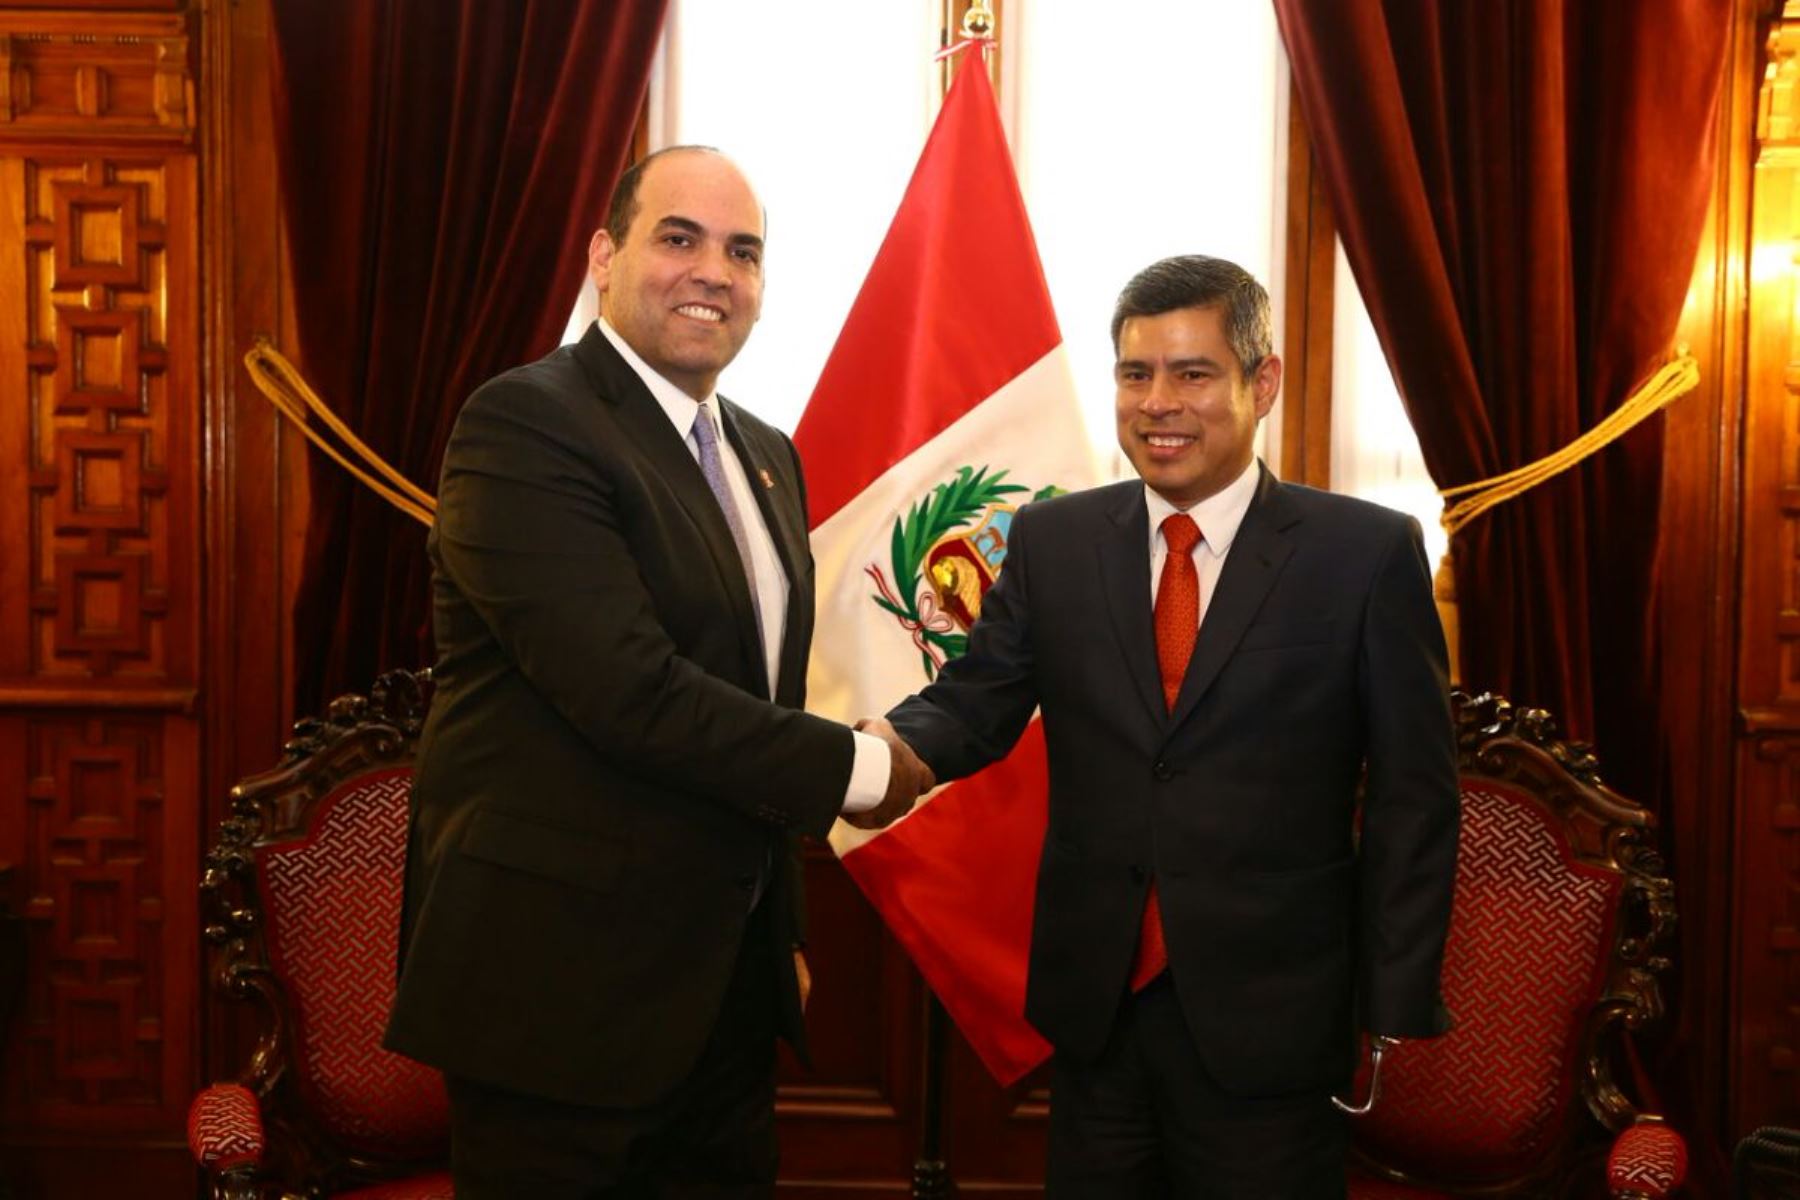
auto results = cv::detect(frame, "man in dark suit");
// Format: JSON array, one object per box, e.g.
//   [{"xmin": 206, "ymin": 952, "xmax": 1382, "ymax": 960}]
[
  {"xmin": 870, "ymin": 255, "xmax": 1460, "ymax": 1197},
  {"xmin": 384, "ymin": 146, "xmax": 928, "ymax": 1198}
]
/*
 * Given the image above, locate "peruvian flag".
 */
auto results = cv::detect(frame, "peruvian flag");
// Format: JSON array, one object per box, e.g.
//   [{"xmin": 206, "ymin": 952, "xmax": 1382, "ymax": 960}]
[{"xmin": 794, "ymin": 48, "xmax": 1100, "ymax": 1085}]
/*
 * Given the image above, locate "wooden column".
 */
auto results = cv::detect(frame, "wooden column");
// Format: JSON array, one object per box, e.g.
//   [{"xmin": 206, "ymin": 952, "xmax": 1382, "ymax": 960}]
[{"xmin": 0, "ymin": 6, "xmax": 201, "ymax": 1194}]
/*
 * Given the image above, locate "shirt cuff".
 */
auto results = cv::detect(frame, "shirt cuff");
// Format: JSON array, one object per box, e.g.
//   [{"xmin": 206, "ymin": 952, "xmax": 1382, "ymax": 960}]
[{"xmin": 841, "ymin": 730, "xmax": 892, "ymax": 813}]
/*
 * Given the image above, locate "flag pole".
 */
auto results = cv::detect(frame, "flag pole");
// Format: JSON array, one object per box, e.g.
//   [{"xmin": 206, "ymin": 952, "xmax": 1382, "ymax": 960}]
[
  {"xmin": 913, "ymin": 989, "xmax": 952, "ymax": 1199},
  {"xmin": 910, "ymin": 9, "xmax": 993, "ymax": 1196}
]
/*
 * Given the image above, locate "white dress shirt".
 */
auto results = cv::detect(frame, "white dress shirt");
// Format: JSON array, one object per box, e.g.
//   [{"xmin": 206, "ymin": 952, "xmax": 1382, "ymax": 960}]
[{"xmin": 596, "ymin": 319, "xmax": 890, "ymax": 812}]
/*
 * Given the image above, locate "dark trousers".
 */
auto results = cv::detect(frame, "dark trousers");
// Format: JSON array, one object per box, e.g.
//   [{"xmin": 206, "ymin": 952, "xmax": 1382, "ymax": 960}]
[
  {"xmin": 1047, "ymin": 973, "xmax": 1348, "ymax": 1200},
  {"xmin": 447, "ymin": 901, "xmax": 780, "ymax": 1199}
]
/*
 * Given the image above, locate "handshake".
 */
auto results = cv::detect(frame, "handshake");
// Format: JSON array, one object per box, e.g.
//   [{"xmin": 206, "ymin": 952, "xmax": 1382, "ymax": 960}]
[{"xmin": 844, "ymin": 716, "xmax": 936, "ymax": 831}]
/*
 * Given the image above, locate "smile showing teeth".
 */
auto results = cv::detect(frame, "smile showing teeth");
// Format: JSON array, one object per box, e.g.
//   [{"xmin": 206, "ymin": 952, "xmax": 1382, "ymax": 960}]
[
  {"xmin": 1146, "ymin": 434, "xmax": 1193, "ymax": 448},
  {"xmin": 676, "ymin": 304, "xmax": 723, "ymax": 323}
]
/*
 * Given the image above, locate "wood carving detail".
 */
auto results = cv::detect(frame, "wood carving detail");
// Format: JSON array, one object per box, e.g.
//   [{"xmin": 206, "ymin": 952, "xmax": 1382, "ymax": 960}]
[
  {"xmin": 17, "ymin": 713, "xmax": 168, "ymax": 1109},
  {"xmin": 1748, "ymin": 733, "xmax": 1800, "ymax": 1110},
  {"xmin": 0, "ymin": 0, "xmax": 200, "ymax": 1169},
  {"xmin": 1743, "ymin": 11, "xmax": 1800, "ymax": 1127},
  {"xmin": 23, "ymin": 157, "xmax": 173, "ymax": 681},
  {"xmin": 0, "ymin": 21, "xmax": 191, "ymax": 141}
]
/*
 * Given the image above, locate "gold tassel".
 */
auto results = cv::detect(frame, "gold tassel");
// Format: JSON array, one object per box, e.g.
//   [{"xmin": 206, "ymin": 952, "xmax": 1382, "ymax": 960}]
[
  {"xmin": 243, "ymin": 337, "xmax": 437, "ymax": 528},
  {"xmin": 1429, "ymin": 352, "xmax": 1698, "ymax": 673},
  {"xmin": 1437, "ymin": 352, "xmax": 1699, "ymax": 537}
]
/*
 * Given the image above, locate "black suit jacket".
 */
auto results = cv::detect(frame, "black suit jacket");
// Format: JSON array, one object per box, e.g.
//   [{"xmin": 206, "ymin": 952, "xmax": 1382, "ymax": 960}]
[
  {"xmin": 384, "ymin": 324, "xmax": 852, "ymax": 1108},
  {"xmin": 888, "ymin": 468, "xmax": 1458, "ymax": 1097}
]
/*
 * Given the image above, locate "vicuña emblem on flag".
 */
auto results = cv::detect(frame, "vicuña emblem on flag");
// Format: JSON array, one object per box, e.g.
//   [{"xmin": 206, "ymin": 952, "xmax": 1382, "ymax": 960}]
[{"xmin": 865, "ymin": 466, "xmax": 1064, "ymax": 679}]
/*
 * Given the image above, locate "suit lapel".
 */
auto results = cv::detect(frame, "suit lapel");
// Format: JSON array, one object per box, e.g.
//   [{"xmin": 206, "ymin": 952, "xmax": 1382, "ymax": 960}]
[
  {"xmin": 1168, "ymin": 467, "xmax": 1298, "ymax": 728},
  {"xmin": 1097, "ymin": 485, "xmax": 1169, "ymax": 729},
  {"xmin": 573, "ymin": 327, "xmax": 770, "ymax": 695}
]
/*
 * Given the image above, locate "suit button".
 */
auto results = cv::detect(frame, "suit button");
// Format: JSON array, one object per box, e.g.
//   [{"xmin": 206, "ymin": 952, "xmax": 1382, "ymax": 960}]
[
  {"xmin": 734, "ymin": 874, "xmax": 757, "ymax": 891},
  {"xmin": 1152, "ymin": 761, "xmax": 1174, "ymax": 781},
  {"xmin": 1130, "ymin": 865, "xmax": 1148, "ymax": 884}
]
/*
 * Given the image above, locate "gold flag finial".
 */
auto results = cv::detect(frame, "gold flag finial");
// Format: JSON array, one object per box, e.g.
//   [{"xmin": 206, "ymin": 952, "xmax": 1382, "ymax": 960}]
[{"xmin": 962, "ymin": 0, "xmax": 995, "ymax": 38}]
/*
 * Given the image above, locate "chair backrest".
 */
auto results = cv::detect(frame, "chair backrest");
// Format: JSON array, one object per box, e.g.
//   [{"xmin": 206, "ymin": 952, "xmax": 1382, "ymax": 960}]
[
  {"xmin": 1351, "ymin": 692, "xmax": 1675, "ymax": 1193},
  {"xmin": 202, "ymin": 671, "xmax": 447, "ymax": 1181},
  {"xmin": 257, "ymin": 765, "xmax": 446, "ymax": 1152}
]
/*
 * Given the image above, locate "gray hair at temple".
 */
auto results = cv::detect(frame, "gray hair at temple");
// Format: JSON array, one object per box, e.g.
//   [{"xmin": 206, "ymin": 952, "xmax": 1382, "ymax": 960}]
[{"xmin": 1109, "ymin": 255, "xmax": 1273, "ymax": 378}]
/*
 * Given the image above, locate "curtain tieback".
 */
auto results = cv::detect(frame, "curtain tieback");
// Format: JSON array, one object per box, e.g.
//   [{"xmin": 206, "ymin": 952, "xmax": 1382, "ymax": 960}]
[
  {"xmin": 243, "ymin": 337, "xmax": 437, "ymax": 528},
  {"xmin": 1436, "ymin": 351, "xmax": 1699, "ymax": 537},
  {"xmin": 244, "ymin": 342, "xmax": 1698, "ymax": 542}
]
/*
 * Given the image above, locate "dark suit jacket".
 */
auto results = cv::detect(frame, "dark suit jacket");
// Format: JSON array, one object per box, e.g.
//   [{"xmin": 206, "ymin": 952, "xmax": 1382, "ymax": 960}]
[
  {"xmin": 384, "ymin": 324, "xmax": 852, "ymax": 1109},
  {"xmin": 888, "ymin": 467, "xmax": 1459, "ymax": 1097}
]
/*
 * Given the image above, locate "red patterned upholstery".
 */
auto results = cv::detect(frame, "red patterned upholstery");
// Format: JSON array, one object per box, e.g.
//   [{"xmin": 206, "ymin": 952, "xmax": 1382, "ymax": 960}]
[
  {"xmin": 1355, "ymin": 779, "xmax": 1620, "ymax": 1182},
  {"xmin": 1347, "ymin": 692, "xmax": 1681, "ymax": 1199},
  {"xmin": 258, "ymin": 766, "xmax": 449, "ymax": 1155},
  {"xmin": 187, "ymin": 1082, "xmax": 264, "ymax": 1170},
  {"xmin": 1607, "ymin": 1121, "xmax": 1687, "ymax": 1198},
  {"xmin": 194, "ymin": 672, "xmax": 447, "ymax": 1198}
]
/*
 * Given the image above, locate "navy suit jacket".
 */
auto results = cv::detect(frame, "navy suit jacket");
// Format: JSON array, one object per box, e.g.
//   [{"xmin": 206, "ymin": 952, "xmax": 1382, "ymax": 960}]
[{"xmin": 889, "ymin": 467, "xmax": 1458, "ymax": 1096}]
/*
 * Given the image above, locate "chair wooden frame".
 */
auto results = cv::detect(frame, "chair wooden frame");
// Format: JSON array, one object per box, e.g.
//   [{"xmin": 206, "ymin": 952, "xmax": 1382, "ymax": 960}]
[
  {"xmin": 196, "ymin": 669, "xmax": 440, "ymax": 1199},
  {"xmin": 1351, "ymin": 690, "xmax": 1680, "ymax": 1198}
]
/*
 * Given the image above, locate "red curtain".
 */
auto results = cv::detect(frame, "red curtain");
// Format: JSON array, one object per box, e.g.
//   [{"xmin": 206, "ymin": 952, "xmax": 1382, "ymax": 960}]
[
  {"xmin": 1273, "ymin": 0, "xmax": 1727, "ymax": 1184},
  {"xmin": 270, "ymin": 0, "xmax": 668, "ymax": 710}
]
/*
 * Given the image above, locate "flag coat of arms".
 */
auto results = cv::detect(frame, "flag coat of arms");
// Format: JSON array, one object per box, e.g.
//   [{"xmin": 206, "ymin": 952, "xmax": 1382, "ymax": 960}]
[{"xmin": 794, "ymin": 48, "xmax": 1101, "ymax": 1085}]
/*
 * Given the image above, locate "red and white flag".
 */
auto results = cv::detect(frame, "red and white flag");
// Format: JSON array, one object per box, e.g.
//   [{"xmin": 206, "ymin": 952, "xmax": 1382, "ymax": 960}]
[{"xmin": 794, "ymin": 48, "xmax": 1100, "ymax": 1085}]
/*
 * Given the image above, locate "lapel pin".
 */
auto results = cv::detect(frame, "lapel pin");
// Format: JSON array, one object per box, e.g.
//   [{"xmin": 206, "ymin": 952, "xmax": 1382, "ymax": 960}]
[{"xmin": 758, "ymin": 468, "xmax": 775, "ymax": 490}]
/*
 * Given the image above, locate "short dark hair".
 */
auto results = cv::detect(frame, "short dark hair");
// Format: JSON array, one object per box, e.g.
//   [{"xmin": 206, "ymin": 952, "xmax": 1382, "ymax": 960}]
[
  {"xmin": 1110, "ymin": 255, "xmax": 1272, "ymax": 377},
  {"xmin": 604, "ymin": 144, "xmax": 722, "ymax": 243}
]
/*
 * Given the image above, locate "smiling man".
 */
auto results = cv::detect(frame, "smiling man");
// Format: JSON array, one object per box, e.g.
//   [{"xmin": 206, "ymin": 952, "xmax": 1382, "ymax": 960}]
[
  {"xmin": 870, "ymin": 255, "xmax": 1461, "ymax": 1197},
  {"xmin": 384, "ymin": 146, "xmax": 931, "ymax": 1198}
]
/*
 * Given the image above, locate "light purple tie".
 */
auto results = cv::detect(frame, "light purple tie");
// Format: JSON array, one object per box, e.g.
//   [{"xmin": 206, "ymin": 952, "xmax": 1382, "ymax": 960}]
[
  {"xmin": 694, "ymin": 403, "xmax": 773, "ymax": 910},
  {"xmin": 690, "ymin": 404, "xmax": 766, "ymax": 647}
]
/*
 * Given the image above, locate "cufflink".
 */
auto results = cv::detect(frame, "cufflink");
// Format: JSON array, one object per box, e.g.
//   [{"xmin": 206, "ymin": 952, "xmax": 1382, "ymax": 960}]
[{"xmin": 758, "ymin": 468, "xmax": 775, "ymax": 490}]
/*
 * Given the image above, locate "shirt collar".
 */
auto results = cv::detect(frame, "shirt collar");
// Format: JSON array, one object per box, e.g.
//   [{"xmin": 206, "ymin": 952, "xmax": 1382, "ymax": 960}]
[
  {"xmin": 596, "ymin": 316, "xmax": 719, "ymax": 441},
  {"xmin": 1144, "ymin": 457, "xmax": 1261, "ymax": 558}
]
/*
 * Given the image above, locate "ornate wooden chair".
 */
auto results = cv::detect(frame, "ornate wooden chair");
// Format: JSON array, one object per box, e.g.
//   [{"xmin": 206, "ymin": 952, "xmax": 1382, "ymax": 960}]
[
  {"xmin": 1348, "ymin": 691, "xmax": 1687, "ymax": 1200},
  {"xmin": 187, "ymin": 671, "xmax": 451, "ymax": 1199}
]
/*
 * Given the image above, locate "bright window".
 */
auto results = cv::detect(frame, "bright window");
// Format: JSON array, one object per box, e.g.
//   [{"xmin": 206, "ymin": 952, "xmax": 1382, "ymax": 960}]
[
  {"xmin": 1009, "ymin": 1, "xmax": 1285, "ymax": 472},
  {"xmin": 568, "ymin": 2, "xmax": 1444, "ymax": 552},
  {"xmin": 565, "ymin": 0, "xmax": 939, "ymax": 434},
  {"xmin": 1330, "ymin": 245, "xmax": 1447, "ymax": 569}
]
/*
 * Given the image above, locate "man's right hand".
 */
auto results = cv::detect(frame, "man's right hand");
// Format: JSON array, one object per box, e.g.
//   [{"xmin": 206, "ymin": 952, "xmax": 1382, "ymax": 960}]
[{"xmin": 845, "ymin": 717, "xmax": 934, "ymax": 830}]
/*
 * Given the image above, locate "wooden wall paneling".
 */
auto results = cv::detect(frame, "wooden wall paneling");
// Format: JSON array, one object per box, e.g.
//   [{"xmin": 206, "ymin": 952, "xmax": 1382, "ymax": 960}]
[
  {"xmin": 938, "ymin": 1036, "xmax": 1047, "ymax": 1192},
  {"xmin": 1738, "ymin": 0, "xmax": 1800, "ymax": 1137},
  {"xmin": 774, "ymin": 878, "xmax": 1048, "ymax": 1198},
  {"xmin": 776, "ymin": 846, "xmax": 1049, "ymax": 1194},
  {"xmin": 0, "ymin": 9, "xmax": 200, "ymax": 1194},
  {"xmin": 1663, "ymin": 0, "xmax": 1758, "ymax": 1153},
  {"xmin": 0, "ymin": 1, "xmax": 182, "ymax": 12},
  {"xmin": 198, "ymin": 0, "xmax": 308, "ymax": 1107},
  {"xmin": 0, "ymin": 11, "xmax": 190, "ymax": 141},
  {"xmin": 776, "ymin": 843, "xmax": 925, "ymax": 1192}
]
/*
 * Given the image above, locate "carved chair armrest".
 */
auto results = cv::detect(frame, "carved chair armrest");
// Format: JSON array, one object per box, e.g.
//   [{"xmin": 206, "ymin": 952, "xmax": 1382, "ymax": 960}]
[
  {"xmin": 187, "ymin": 1082, "xmax": 266, "ymax": 1198},
  {"xmin": 1734, "ymin": 1126, "xmax": 1800, "ymax": 1198},
  {"xmin": 1607, "ymin": 1117, "xmax": 1688, "ymax": 1199}
]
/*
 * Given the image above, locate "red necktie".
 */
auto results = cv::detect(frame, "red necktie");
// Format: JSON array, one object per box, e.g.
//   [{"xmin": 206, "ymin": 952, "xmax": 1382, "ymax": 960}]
[{"xmin": 1131, "ymin": 513, "xmax": 1201, "ymax": 991}]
